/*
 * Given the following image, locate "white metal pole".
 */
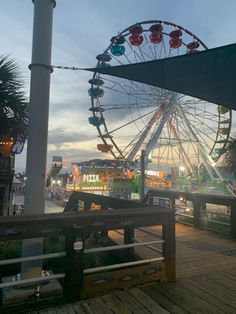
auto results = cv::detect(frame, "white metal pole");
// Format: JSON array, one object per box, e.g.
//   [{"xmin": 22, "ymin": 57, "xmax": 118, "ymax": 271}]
[
  {"xmin": 21, "ymin": 0, "xmax": 56, "ymax": 279},
  {"xmin": 24, "ymin": 0, "xmax": 55, "ymax": 215}
]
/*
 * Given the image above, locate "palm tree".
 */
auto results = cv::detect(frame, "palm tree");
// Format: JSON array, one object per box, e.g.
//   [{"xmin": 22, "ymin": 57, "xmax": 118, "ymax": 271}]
[
  {"xmin": 0, "ymin": 55, "xmax": 28, "ymax": 144},
  {"xmin": 223, "ymin": 134, "xmax": 236, "ymax": 175},
  {"xmin": 0, "ymin": 56, "xmax": 27, "ymax": 215}
]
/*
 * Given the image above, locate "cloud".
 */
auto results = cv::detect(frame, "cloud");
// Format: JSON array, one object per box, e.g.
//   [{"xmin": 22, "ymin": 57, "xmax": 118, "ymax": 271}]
[
  {"xmin": 48, "ymin": 129, "xmax": 96, "ymax": 145},
  {"xmin": 46, "ymin": 147, "xmax": 105, "ymax": 168},
  {"xmin": 5, "ymin": 0, "xmax": 236, "ymax": 172}
]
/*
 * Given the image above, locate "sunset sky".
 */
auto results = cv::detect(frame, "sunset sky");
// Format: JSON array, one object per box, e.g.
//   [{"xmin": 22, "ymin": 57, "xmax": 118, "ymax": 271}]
[{"xmin": 1, "ymin": 0, "xmax": 236, "ymax": 171}]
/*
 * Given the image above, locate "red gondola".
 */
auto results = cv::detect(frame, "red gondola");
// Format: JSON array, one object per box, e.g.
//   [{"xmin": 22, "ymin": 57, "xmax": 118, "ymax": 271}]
[
  {"xmin": 149, "ymin": 24, "xmax": 163, "ymax": 33},
  {"xmin": 97, "ymin": 144, "xmax": 113, "ymax": 153},
  {"xmin": 129, "ymin": 24, "xmax": 143, "ymax": 35},
  {"xmin": 129, "ymin": 34, "xmax": 144, "ymax": 46},
  {"xmin": 187, "ymin": 41, "xmax": 200, "ymax": 50},
  {"xmin": 186, "ymin": 41, "xmax": 200, "ymax": 53},
  {"xmin": 169, "ymin": 29, "xmax": 182, "ymax": 38},
  {"xmin": 149, "ymin": 32, "xmax": 163, "ymax": 44},
  {"xmin": 169, "ymin": 38, "xmax": 182, "ymax": 48}
]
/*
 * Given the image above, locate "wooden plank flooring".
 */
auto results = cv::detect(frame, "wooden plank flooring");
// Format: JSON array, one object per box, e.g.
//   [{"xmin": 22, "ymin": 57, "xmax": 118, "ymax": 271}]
[
  {"xmin": 36, "ymin": 224, "xmax": 236, "ymax": 313},
  {"xmin": 147, "ymin": 224, "xmax": 236, "ymax": 278}
]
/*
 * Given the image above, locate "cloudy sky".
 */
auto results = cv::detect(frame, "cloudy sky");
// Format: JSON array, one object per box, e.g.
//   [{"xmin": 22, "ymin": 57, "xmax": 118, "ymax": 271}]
[{"xmin": 1, "ymin": 0, "xmax": 236, "ymax": 171}]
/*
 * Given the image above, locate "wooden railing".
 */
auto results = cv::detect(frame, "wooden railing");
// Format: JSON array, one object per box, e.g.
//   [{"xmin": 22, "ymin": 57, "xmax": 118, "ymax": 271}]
[
  {"xmin": 64, "ymin": 191, "xmax": 142, "ymax": 211},
  {"xmin": 0, "ymin": 195, "xmax": 175, "ymax": 310},
  {"xmin": 142, "ymin": 189, "xmax": 236, "ymax": 238}
]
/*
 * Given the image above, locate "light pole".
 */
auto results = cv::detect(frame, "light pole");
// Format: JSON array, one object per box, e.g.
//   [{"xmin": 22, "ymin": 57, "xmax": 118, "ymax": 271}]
[
  {"xmin": 140, "ymin": 149, "xmax": 145, "ymax": 199},
  {"xmin": 21, "ymin": 0, "xmax": 56, "ymax": 280}
]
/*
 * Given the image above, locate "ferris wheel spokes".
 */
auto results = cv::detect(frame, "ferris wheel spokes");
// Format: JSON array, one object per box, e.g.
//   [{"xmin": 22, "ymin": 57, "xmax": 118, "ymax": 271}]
[
  {"xmin": 175, "ymin": 103, "xmax": 219, "ymax": 179},
  {"xmin": 126, "ymin": 108, "xmax": 163, "ymax": 162},
  {"xmin": 144, "ymin": 105, "xmax": 174, "ymax": 164},
  {"xmin": 165, "ymin": 113, "xmax": 194, "ymax": 174}
]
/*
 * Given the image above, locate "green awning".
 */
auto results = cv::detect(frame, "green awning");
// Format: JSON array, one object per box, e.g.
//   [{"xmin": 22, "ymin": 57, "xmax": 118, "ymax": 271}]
[{"xmin": 86, "ymin": 43, "xmax": 236, "ymax": 110}]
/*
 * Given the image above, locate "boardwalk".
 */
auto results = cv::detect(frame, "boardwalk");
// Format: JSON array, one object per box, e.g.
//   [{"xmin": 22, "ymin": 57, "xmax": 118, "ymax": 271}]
[{"xmin": 36, "ymin": 224, "xmax": 236, "ymax": 313}]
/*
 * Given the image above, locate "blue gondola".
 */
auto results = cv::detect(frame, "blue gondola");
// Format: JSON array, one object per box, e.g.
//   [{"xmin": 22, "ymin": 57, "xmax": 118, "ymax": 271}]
[
  {"xmin": 110, "ymin": 44, "xmax": 125, "ymax": 56},
  {"xmin": 88, "ymin": 116, "xmax": 104, "ymax": 127},
  {"xmin": 88, "ymin": 88, "xmax": 104, "ymax": 98}
]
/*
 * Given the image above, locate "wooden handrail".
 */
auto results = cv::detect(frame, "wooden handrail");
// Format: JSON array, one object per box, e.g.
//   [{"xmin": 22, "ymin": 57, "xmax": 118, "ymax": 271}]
[
  {"xmin": 142, "ymin": 189, "xmax": 236, "ymax": 205},
  {"xmin": 0, "ymin": 206, "xmax": 174, "ymax": 240},
  {"xmin": 143, "ymin": 189, "xmax": 236, "ymax": 238},
  {"xmin": 0, "ymin": 274, "xmax": 65, "ymax": 289},
  {"xmin": 84, "ymin": 240, "xmax": 164, "ymax": 254},
  {"xmin": 64, "ymin": 191, "xmax": 141, "ymax": 212},
  {"xmin": 0, "ymin": 252, "xmax": 66, "ymax": 266},
  {"xmin": 0, "ymin": 199, "xmax": 175, "ymax": 306},
  {"xmin": 84, "ymin": 257, "xmax": 164, "ymax": 274}
]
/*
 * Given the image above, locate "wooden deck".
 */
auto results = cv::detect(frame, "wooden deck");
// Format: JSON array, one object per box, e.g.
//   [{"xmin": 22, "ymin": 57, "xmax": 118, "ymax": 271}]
[{"xmin": 36, "ymin": 224, "xmax": 236, "ymax": 313}]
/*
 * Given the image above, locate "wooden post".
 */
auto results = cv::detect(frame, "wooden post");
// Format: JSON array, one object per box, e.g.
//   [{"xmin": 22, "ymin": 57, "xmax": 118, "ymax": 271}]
[
  {"xmin": 171, "ymin": 197, "xmax": 176, "ymax": 209},
  {"xmin": 64, "ymin": 227, "xmax": 84, "ymax": 302},
  {"xmin": 201, "ymin": 201, "xmax": 206, "ymax": 211},
  {"xmin": 192, "ymin": 197, "xmax": 201, "ymax": 228},
  {"xmin": 101, "ymin": 228, "xmax": 108, "ymax": 237},
  {"xmin": 84, "ymin": 200, "xmax": 90, "ymax": 211},
  {"xmin": 162, "ymin": 210, "xmax": 176, "ymax": 282},
  {"xmin": 230, "ymin": 202, "xmax": 236, "ymax": 238},
  {"xmin": 124, "ymin": 227, "xmax": 135, "ymax": 256}
]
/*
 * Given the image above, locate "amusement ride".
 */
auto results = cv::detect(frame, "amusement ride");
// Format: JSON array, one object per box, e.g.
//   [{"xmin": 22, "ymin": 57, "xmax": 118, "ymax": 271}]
[{"xmin": 88, "ymin": 20, "xmax": 232, "ymax": 193}]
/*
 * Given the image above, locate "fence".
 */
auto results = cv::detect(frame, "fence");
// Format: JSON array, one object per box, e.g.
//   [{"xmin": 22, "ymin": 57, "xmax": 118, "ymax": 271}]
[
  {"xmin": 0, "ymin": 193, "xmax": 175, "ymax": 310},
  {"xmin": 142, "ymin": 189, "xmax": 236, "ymax": 238}
]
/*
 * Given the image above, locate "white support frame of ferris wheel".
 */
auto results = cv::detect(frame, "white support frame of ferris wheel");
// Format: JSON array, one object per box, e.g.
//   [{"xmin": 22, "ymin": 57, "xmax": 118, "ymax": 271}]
[
  {"xmin": 127, "ymin": 102, "xmax": 194, "ymax": 174},
  {"xmin": 144, "ymin": 105, "xmax": 173, "ymax": 165},
  {"xmin": 174, "ymin": 102, "xmax": 227, "ymax": 182},
  {"xmin": 177, "ymin": 104, "xmax": 235, "ymax": 195},
  {"xmin": 126, "ymin": 110, "xmax": 162, "ymax": 162}
]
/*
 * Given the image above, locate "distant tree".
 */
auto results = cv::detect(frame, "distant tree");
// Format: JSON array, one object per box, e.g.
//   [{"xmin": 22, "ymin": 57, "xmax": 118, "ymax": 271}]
[
  {"xmin": 0, "ymin": 55, "xmax": 28, "ymax": 143},
  {"xmin": 223, "ymin": 134, "xmax": 236, "ymax": 175}
]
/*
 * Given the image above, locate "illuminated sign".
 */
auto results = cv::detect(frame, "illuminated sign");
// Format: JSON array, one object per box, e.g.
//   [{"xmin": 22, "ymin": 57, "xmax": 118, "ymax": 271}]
[
  {"xmin": 146, "ymin": 170, "xmax": 165, "ymax": 179},
  {"xmin": 83, "ymin": 174, "xmax": 100, "ymax": 182},
  {"xmin": 66, "ymin": 184, "xmax": 108, "ymax": 192}
]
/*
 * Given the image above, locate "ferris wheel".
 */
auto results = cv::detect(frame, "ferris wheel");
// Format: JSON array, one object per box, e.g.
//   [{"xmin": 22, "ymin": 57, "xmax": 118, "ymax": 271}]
[{"xmin": 88, "ymin": 20, "xmax": 231, "ymax": 180}]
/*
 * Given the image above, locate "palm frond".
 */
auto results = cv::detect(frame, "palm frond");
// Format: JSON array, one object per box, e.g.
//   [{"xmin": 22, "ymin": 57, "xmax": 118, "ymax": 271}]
[
  {"xmin": 223, "ymin": 133, "xmax": 236, "ymax": 175},
  {"xmin": 0, "ymin": 55, "xmax": 28, "ymax": 141}
]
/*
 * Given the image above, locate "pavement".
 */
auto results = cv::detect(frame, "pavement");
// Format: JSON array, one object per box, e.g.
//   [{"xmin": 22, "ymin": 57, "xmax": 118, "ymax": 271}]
[
  {"xmin": 12, "ymin": 194, "xmax": 64, "ymax": 214},
  {"xmin": 45, "ymin": 199, "xmax": 64, "ymax": 213}
]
